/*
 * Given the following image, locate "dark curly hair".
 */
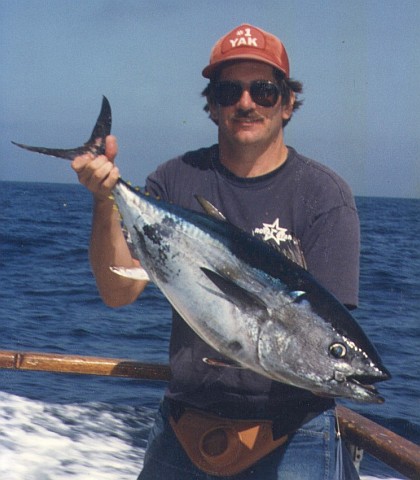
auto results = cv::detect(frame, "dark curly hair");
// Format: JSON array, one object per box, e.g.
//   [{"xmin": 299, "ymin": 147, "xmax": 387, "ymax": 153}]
[{"xmin": 201, "ymin": 67, "xmax": 303, "ymax": 127}]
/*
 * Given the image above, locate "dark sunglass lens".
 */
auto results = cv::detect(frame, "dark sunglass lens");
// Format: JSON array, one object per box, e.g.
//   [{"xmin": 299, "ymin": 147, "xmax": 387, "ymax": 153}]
[
  {"xmin": 251, "ymin": 81, "xmax": 279, "ymax": 107},
  {"xmin": 214, "ymin": 82, "xmax": 242, "ymax": 106}
]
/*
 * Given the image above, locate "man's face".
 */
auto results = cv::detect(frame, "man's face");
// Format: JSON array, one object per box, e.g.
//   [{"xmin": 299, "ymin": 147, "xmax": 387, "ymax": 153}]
[{"xmin": 209, "ymin": 61, "xmax": 293, "ymax": 149}]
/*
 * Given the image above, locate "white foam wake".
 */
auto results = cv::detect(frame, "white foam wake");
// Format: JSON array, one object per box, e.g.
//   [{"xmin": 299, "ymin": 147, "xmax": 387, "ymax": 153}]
[
  {"xmin": 0, "ymin": 392, "xmax": 153, "ymax": 480},
  {"xmin": 0, "ymin": 392, "xmax": 405, "ymax": 480}
]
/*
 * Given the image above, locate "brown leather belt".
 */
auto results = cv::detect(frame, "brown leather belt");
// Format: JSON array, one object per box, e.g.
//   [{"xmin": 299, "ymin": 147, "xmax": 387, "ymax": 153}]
[{"xmin": 169, "ymin": 407, "xmax": 289, "ymax": 476}]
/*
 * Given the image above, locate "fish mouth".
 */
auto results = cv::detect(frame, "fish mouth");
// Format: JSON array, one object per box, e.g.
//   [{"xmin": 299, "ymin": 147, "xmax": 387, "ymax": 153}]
[
  {"xmin": 348, "ymin": 377, "xmax": 378, "ymax": 391},
  {"xmin": 345, "ymin": 374, "xmax": 390, "ymax": 403}
]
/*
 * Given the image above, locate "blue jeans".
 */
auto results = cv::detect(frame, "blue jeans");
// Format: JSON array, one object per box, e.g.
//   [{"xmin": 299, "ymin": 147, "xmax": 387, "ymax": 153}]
[{"xmin": 138, "ymin": 400, "xmax": 359, "ymax": 480}]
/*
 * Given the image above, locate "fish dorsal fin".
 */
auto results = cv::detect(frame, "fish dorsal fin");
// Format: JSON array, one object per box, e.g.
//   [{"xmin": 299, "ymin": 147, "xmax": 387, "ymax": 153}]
[
  {"xmin": 200, "ymin": 267, "xmax": 267, "ymax": 311},
  {"xmin": 195, "ymin": 195, "xmax": 227, "ymax": 222},
  {"xmin": 195, "ymin": 195, "xmax": 307, "ymax": 269},
  {"xmin": 269, "ymin": 233, "xmax": 307, "ymax": 270}
]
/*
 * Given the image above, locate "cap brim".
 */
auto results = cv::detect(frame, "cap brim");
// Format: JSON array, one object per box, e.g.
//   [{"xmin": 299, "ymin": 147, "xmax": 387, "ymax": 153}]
[{"xmin": 202, "ymin": 54, "xmax": 288, "ymax": 78}]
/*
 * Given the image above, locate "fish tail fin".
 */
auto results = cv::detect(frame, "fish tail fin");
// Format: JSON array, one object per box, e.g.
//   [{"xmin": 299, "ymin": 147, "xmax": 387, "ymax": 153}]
[
  {"xmin": 84, "ymin": 95, "xmax": 112, "ymax": 151},
  {"xmin": 12, "ymin": 96, "xmax": 112, "ymax": 161}
]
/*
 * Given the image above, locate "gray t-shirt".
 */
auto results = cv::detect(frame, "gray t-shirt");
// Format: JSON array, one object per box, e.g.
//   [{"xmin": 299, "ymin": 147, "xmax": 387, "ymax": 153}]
[{"xmin": 146, "ymin": 145, "xmax": 360, "ymax": 419}]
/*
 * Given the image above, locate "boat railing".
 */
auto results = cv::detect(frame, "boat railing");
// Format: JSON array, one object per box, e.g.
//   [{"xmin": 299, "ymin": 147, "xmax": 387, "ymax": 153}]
[{"xmin": 0, "ymin": 350, "xmax": 418, "ymax": 479}]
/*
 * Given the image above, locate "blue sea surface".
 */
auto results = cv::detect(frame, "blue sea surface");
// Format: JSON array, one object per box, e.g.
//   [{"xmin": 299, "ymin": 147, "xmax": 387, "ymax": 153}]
[{"xmin": 0, "ymin": 181, "xmax": 419, "ymax": 479}]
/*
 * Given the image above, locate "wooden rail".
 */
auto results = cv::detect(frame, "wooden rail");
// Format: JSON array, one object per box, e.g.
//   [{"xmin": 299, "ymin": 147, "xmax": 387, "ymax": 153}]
[
  {"xmin": 0, "ymin": 350, "xmax": 170, "ymax": 381},
  {"xmin": 0, "ymin": 349, "xmax": 419, "ymax": 479}
]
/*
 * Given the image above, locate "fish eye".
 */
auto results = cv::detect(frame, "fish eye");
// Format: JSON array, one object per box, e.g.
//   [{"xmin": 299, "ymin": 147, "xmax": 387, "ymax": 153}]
[{"xmin": 329, "ymin": 343, "xmax": 347, "ymax": 359}]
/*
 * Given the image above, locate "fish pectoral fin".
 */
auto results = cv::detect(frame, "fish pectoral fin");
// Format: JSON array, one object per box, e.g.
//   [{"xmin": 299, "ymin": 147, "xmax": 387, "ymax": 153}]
[
  {"xmin": 200, "ymin": 267, "xmax": 267, "ymax": 311},
  {"xmin": 110, "ymin": 266, "xmax": 150, "ymax": 281},
  {"xmin": 202, "ymin": 357, "xmax": 244, "ymax": 369},
  {"xmin": 194, "ymin": 195, "xmax": 227, "ymax": 221}
]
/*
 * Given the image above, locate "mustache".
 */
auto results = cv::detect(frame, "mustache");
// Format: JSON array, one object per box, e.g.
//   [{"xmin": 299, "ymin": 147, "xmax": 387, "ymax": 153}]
[{"xmin": 232, "ymin": 109, "xmax": 264, "ymax": 121}]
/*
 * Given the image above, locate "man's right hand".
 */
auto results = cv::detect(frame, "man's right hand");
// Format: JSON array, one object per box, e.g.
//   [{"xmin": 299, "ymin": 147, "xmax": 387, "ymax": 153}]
[{"xmin": 71, "ymin": 135, "xmax": 120, "ymax": 200}]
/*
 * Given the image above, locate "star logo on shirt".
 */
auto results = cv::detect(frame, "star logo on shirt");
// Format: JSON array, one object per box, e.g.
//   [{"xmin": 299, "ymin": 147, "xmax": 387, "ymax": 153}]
[{"xmin": 253, "ymin": 218, "xmax": 291, "ymax": 246}]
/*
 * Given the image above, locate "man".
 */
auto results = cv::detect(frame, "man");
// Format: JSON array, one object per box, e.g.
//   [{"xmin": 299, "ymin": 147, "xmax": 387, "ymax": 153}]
[{"xmin": 73, "ymin": 24, "xmax": 360, "ymax": 479}]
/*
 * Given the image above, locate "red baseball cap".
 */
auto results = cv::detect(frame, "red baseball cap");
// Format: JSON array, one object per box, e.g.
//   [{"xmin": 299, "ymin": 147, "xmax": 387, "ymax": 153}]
[{"xmin": 202, "ymin": 24, "xmax": 290, "ymax": 79}]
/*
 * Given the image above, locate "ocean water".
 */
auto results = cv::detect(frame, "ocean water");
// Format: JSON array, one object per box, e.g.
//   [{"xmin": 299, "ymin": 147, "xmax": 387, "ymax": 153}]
[{"xmin": 0, "ymin": 181, "xmax": 419, "ymax": 480}]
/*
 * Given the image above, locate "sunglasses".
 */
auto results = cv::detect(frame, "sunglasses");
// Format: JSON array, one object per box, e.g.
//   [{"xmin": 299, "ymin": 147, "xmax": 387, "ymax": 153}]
[{"xmin": 212, "ymin": 80, "xmax": 280, "ymax": 107}]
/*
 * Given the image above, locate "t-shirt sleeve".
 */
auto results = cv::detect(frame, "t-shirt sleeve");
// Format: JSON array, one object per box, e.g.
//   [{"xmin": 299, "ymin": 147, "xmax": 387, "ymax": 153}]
[{"xmin": 303, "ymin": 204, "xmax": 360, "ymax": 309}]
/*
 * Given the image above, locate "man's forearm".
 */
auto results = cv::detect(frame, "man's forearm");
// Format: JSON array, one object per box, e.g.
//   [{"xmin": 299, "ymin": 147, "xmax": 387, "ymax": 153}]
[{"xmin": 89, "ymin": 197, "xmax": 147, "ymax": 307}]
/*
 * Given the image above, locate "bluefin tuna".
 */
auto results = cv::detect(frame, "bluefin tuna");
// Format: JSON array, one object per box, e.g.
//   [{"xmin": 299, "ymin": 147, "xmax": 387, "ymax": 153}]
[{"xmin": 13, "ymin": 97, "xmax": 390, "ymax": 403}]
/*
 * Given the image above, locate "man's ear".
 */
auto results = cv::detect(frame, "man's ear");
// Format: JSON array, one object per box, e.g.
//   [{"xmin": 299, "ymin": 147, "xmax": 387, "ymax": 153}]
[
  {"xmin": 208, "ymin": 101, "xmax": 220, "ymax": 126},
  {"xmin": 282, "ymin": 91, "xmax": 295, "ymax": 120}
]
